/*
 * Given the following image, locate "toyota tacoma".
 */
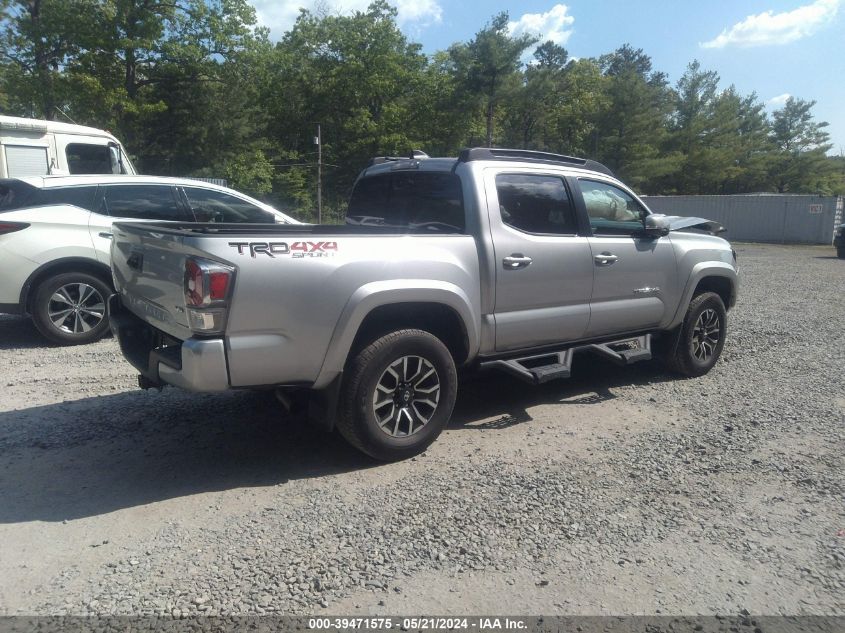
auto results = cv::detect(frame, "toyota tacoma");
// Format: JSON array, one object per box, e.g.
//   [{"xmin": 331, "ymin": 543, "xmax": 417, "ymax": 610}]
[{"xmin": 108, "ymin": 148, "xmax": 738, "ymax": 461}]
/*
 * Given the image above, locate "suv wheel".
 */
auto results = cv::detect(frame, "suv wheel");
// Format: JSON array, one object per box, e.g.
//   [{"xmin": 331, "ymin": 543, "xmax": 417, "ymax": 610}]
[
  {"xmin": 663, "ymin": 291, "xmax": 727, "ymax": 377},
  {"xmin": 337, "ymin": 329, "xmax": 458, "ymax": 461},
  {"xmin": 837, "ymin": 247, "xmax": 845, "ymax": 260},
  {"xmin": 31, "ymin": 272, "xmax": 112, "ymax": 345}
]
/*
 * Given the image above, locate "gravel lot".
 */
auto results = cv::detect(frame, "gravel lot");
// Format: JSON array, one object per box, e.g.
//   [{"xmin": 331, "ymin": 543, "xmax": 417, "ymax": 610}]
[{"xmin": 0, "ymin": 243, "xmax": 842, "ymax": 617}]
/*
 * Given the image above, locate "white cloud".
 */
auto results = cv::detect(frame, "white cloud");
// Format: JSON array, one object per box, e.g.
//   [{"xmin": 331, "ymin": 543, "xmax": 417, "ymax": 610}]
[
  {"xmin": 249, "ymin": 0, "xmax": 442, "ymax": 39},
  {"xmin": 507, "ymin": 4, "xmax": 575, "ymax": 47},
  {"xmin": 701, "ymin": 0, "xmax": 840, "ymax": 49},
  {"xmin": 393, "ymin": 0, "xmax": 442, "ymax": 26},
  {"xmin": 767, "ymin": 93, "xmax": 792, "ymax": 107}
]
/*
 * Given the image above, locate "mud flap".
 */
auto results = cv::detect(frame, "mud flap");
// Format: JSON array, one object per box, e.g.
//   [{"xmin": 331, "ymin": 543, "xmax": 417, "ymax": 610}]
[{"xmin": 308, "ymin": 373, "xmax": 343, "ymax": 432}]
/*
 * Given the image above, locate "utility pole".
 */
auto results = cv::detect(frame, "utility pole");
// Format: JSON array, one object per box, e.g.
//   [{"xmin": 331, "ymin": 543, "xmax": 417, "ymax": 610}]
[{"xmin": 315, "ymin": 124, "xmax": 322, "ymax": 224}]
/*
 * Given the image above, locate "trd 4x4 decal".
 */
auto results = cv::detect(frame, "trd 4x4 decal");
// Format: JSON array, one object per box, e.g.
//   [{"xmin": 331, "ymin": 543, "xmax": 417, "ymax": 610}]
[{"xmin": 228, "ymin": 241, "xmax": 338, "ymax": 258}]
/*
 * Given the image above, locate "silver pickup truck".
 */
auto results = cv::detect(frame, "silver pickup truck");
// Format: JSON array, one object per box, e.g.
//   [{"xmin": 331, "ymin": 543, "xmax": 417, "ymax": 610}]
[{"xmin": 108, "ymin": 148, "xmax": 738, "ymax": 460}]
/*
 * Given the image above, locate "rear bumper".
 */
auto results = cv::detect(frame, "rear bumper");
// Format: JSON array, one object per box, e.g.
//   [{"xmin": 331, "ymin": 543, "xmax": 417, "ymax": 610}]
[{"xmin": 108, "ymin": 294, "xmax": 230, "ymax": 392}]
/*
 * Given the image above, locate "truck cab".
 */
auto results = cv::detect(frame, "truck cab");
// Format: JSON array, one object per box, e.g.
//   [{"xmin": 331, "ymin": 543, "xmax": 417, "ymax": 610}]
[{"xmin": 0, "ymin": 116, "xmax": 136, "ymax": 179}]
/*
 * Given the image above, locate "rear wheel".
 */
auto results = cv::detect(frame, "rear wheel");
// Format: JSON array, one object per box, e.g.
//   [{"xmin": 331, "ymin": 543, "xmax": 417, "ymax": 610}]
[
  {"xmin": 31, "ymin": 272, "xmax": 111, "ymax": 345},
  {"xmin": 663, "ymin": 291, "xmax": 727, "ymax": 377},
  {"xmin": 337, "ymin": 329, "xmax": 458, "ymax": 461}
]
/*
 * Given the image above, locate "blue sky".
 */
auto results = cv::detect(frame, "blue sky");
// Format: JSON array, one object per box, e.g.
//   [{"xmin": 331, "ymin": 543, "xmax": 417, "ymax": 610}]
[{"xmin": 248, "ymin": 0, "xmax": 844, "ymax": 153}]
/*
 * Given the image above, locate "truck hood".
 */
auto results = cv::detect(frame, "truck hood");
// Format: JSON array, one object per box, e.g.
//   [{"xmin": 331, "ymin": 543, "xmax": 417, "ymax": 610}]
[{"xmin": 653, "ymin": 214, "xmax": 726, "ymax": 235}]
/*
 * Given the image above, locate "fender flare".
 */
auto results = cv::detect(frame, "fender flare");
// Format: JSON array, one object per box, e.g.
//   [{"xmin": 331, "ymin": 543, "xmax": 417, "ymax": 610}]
[
  {"xmin": 19, "ymin": 256, "xmax": 113, "ymax": 311},
  {"xmin": 667, "ymin": 262, "xmax": 738, "ymax": 329},
  {"xmin": 312, "ymin": 280, "xmax": 480, "ymax": 390}
]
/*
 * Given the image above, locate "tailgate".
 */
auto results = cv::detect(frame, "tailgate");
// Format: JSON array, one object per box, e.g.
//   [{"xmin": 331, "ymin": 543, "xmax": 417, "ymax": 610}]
[{"xmin": 110, "ymin": 223, "xmax": 197, "ymax": 341}]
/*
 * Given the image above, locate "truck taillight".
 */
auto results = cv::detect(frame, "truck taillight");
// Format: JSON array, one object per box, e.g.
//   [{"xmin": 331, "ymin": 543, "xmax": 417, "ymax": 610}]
[
  {"xmin": 184, "ymin": 257, "xmax": 234, "ymax": 334},
  {"xmin": 0, "ymin": 222, "xmax": 30, "ymax": 235}
]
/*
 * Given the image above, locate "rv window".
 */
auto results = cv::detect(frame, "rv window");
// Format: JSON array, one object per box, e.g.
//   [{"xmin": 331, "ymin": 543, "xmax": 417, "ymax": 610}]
[
  {"xmin": 5, "ymin": 146, "xmax": 49, "ymax": 177},
  {"xmin": 66, "ymin": 143, "xmax": 115, "ymax": 175}
]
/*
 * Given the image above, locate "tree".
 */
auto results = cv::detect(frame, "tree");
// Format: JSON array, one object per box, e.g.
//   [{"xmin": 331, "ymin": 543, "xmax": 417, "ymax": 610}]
[
  {"xmin": 546, "ymin": 58, "xmax": 607, "ymax": 156},
  {"xmin": 267, "ymin": 1, "xmax": 432, "ymax": 215},
  {"xmin": 711, "ymin": 89, "xmax": 773, "ymax": 193},
  {"xmin": 0, "ymin": 0, "xmax": 98, "ymax": 118},
  {"xmin": 2, "ymin": 2, "xmax": 841, "ymax": 207},
  {"xmin": 448, "ymin": 12, "xmax": 536, "ymax": 147},
  {"xmin": 670, "ymin": 61, "xmax": 720, "ymax": 192},
  {"xmin": 595, "ymin": 44, "xmax": 678, "ymax": 191},
  {"xmin": 769, "ymin": 97, "xmax": 838, "ymax": 193},
  {"xmin": 500, "ymin": 42, "xmax": 568, "ymax": 149}
]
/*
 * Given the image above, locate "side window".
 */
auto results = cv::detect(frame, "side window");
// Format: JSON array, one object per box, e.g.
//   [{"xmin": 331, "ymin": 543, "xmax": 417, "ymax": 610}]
[
  {"xmin": 38, "ymin": 186, "xmax": 97, "ymax": 210},
  {"xmin": 578, "ymin": 180, "xmax": 645, "ymax": 236},
  {"xmin": 347, "ymin": 172, "xmax": 464, "ymax": 232},
  {"xmin": 66, "ymin": 144, "xmax": 116, "ymax": 175},
  {"xmin": 5, "ymin": 145, "xmax": 49, "ymax": 177},
  {"xmin": 495, "ymin": 174, "xmax": 577, "ymax": 235},
  {"xmin": 102, "ymin": 185, "xmax": 185, "ymax": 220},
  {"xmin": 183, "ymin": 187, "xmax": 274, "ymax": 223},
  {"xmin": 0, "ymin": 181, "xmax": 36, "ymax": 211}
]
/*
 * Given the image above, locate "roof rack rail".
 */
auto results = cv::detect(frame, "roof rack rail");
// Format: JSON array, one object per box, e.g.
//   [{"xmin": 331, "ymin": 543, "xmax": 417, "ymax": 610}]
[
  {"xmin": 368, "ymin": 149, "xmax": 429, "ymax": 167},
  {"xmin": 458, "ymin": 147, "xmax": 614, "ymax": 177}
]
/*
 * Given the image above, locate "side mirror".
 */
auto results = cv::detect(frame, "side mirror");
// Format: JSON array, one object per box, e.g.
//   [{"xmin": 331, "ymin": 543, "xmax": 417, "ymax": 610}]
[{"xmin": 637, "ymin": 214, "xmax": 670, "ymax": 238}]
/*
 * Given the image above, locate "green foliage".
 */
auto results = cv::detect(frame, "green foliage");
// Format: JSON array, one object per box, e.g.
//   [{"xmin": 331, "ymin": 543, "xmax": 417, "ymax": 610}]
[
  {"xmin": 2, "ymin": 3, "xmax": 842, "ymax": 218},
  {"xmin": 593, "ymin": 45, "xmax": 678, "ymax": 191},
  {"xmin": 448, "ymin": 12, "xmax": 537, "ymax": 147},
  {"xmin": 223, "ymin": 148, "xmax": 274, "ymax": 195},
  {"xmin": 768, "ymin": 97, "xmax": 841, "ymax": 194}
]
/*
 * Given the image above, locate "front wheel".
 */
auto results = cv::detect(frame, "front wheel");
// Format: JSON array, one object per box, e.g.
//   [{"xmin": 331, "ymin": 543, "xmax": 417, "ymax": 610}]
[
  {"xmin": 31, "ymin": 272, "xmax": 112, "ymax": 345},
  {"xmin": 663, "ymin": 291, "xmax": 727, "ymax": 377},
  {"xmin": 336, "ymin": 329, "xmax": 458, "ymax": 461}
]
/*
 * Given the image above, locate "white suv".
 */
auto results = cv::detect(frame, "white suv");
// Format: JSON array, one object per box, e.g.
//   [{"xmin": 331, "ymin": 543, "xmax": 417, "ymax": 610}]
[{"xmin": 0, "ymin": 175, "xmax": 299, "ymax": 345}]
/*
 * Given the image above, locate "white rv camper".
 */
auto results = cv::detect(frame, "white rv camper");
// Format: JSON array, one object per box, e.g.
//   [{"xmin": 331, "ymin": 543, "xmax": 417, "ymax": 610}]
[{"xmin": 0, "ymin": 115, "xmax": 136, "ymax": 178}]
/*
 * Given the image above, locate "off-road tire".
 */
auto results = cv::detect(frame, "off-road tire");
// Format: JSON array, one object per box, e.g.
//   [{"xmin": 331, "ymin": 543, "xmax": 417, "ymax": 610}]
[
  {"xmin": 31, "ymin": 272, "xmax": 112, "ymax": 345},
  {"xmin": 336, "ymin": 329, "xmax": 458, "ymax": 461},
  {"xmin": 663, "ymin": 291, "xmax": 727, "ymax": 377}
]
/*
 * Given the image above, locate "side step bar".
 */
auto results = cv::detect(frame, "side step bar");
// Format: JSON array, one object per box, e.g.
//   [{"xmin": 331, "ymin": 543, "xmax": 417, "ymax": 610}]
[{"xmin": 480, "ymin": 334, "xmax": 652, "ymax": 385}]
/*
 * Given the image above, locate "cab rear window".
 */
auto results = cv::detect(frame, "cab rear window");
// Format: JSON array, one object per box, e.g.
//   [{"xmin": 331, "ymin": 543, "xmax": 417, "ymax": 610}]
[{"xmin": 347, "ymin": 172, "xmax": 465, "ymax": 233}]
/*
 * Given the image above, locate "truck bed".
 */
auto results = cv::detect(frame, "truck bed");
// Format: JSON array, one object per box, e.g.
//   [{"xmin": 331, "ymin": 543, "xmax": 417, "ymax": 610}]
[{"xmin": 110, "ymin": 220, "xmax": 481, "ymax": 391}]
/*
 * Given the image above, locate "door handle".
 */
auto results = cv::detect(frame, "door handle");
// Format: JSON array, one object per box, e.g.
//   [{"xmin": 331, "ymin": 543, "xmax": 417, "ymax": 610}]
[
  {"xmin": 594, "ymin": 252, "xmax": 618, "ymax": 266},
  {"xmin": 99, "ymin": 232, "xmax": 113, "ymax": 239},
  {"xmin": 503, "ymin": 254, "xmax": 532, "ymax": 269}
]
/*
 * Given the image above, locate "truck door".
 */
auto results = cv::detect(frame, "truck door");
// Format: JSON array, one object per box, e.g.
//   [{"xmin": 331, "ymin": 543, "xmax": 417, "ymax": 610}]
[
  {"xmin": 571, "ymin": 177, "xmax": 678, "ymax": 337},
  {"xmin": 486, "ymin": 170, "xmax": 594, "ymax": 352}
]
